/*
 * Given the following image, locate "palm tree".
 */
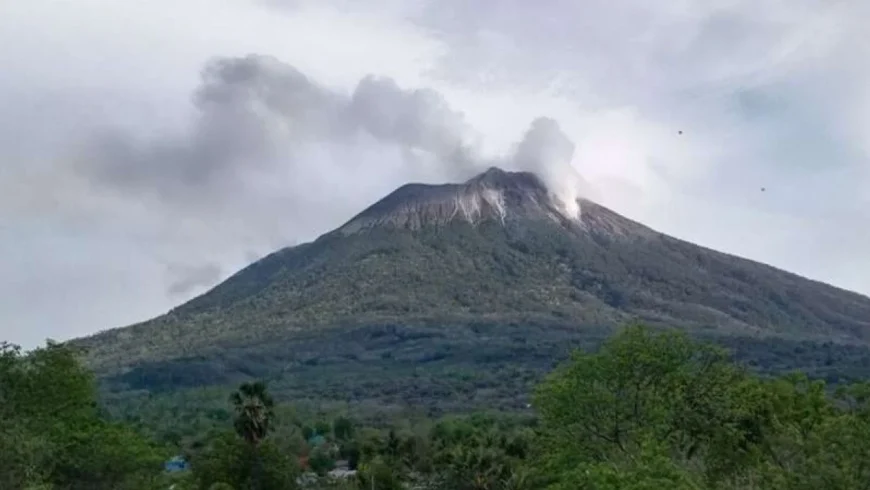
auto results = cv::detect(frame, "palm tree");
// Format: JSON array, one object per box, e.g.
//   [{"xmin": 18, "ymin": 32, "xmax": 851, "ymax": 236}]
[
  {"xmin": 230, "ymin": 381, "xmax": 274, "ymax": 447},
  {"xmin": 230, "ymin": 381, "xmax": 274, "ymax": 490}
]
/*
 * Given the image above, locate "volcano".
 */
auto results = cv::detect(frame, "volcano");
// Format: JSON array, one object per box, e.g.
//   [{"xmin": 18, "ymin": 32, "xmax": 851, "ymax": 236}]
[{"xmin": 76, "ymin": 168, "xmax": 870, "ymax": 406}]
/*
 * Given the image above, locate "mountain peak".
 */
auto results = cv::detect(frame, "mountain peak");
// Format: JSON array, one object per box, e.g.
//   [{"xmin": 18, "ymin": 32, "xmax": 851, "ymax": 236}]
[
  {"xmin": 337, "ymin": 167, "xmax": 574, "ymax": 234},
  {"xmin": 77, "ymin": 166, "xmax": 870, "ymax": 384},
  {"xmin": 465, "ymin": 167, "xmax": 549, "ymax": 194}
]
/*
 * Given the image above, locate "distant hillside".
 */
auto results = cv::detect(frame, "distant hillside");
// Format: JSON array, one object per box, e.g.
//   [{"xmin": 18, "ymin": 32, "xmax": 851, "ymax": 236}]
[{"xmin": 74, "ymin": 168, "xmax": 870, "ymax": 412}]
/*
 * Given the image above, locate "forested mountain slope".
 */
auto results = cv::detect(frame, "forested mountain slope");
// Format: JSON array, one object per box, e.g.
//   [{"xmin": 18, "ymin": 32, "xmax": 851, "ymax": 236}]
[{"xmin": 74, "ymin": 168, "xmax": 870, "ymax": 408}]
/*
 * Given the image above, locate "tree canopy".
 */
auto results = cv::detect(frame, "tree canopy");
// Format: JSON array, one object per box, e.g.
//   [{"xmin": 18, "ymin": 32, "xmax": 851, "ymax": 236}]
[
  {"xmin": 4, "ymin": 324, "xmax": 870, "ymax": 490},
  {"xmin": 0, "ymin": 341, "xmax": 168, "ymax": 490},
  {"xmin": 532, "ymin": 325, "xmax": 870, "ymax": 489}
]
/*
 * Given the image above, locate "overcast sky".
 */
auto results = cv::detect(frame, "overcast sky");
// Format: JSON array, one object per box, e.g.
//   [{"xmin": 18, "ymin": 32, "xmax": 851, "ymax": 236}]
[{"xmin": 1, "ymin": 0, "xmax": 868, "ymax": 348}]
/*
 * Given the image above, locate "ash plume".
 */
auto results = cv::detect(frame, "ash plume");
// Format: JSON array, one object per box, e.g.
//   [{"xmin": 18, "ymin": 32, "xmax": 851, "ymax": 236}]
[
  {"xmin": 69, "ymin": 54, "xmax": 589, "ymax": 276},
  {"xmin": 76, "ymin": 55, "xmax": 487, "ymax": 200},
  {"xmin": 78, "ymin": 53, "xmax": 585, "ymax": 201}
]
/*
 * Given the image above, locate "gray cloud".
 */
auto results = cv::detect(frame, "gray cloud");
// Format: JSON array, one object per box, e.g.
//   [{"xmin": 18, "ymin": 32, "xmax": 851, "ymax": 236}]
[
  {"xmin": 33, "ymin": 53, "xmax": 587, "ymax": 320},
  {"xmin": 165, "ymin": 262, "xmax": 223, "ymax": 297},
  {"xmin": 74, "ymin": 54, "xmax": 582, "ymax": 217},
  {"xmin": 349, "ymin": 75, "xmax": 480, "ymax": 175},
  {"xmin": 2, "ymin": 0, "xmax": 869, "ymax": 348},
  {"xmin": 390, "ymin": 0, "xmax": 870, "ymax": 290},
  {"xmin": 77, "ymin": 55, "xmax": 346, "ymax": 202}
]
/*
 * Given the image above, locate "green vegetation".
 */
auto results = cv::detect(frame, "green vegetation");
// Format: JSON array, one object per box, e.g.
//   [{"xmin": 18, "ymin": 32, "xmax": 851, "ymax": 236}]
[
  {"xmin": 68, "ymin": 171, "xmax": 870, "ymax": 434},
  {"xmin": 7, "ymin": 325, "xmax": 870, "ymax": 489},
  {"xmin": 75, "ymin": 195, "xmax": 870, "ymax": 377},
  {"xmin": 98, "ymin": 321, "xmax": 870, "ymax": 439},
  {"xmin": 14, "ymin": 171, "xmax": 870, "ymax": 487},
  {"xmin": 0, "ymin": 341, "xmax": 169, "ymax": 489},
  {"xmin": 533, "ymin": 326, "xmax": 870, "ymax": 489}
]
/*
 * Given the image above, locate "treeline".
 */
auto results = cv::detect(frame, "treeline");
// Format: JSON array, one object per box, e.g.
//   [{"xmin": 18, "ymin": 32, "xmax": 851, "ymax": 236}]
[
  {"xmin": 106, "ymin": 320, "xmax": 870, "ymax": 420},
  {"xmin": 4, "ymin": 325, "xmax": 870, "ymax": 489}
]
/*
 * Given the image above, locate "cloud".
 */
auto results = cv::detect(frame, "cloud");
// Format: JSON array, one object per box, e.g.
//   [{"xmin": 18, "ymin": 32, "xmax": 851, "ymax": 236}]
[
  {"xmin": 2, "ymin": 0, "xmax": 870, "ymax": 347},
  {"xmin": 398, "ymin": 0, "xmax": 870, "ymax": 270},
  {"xmin": 72, "ymin": 53, "xmax": 589, "ymax": 228},
  {"xmin": 509, "ymin": 117, "xmax": 588, "ymax": 217},
  {"xmin": 165, "ymin": 262, "xmax": 223, "ymax": 297},
  {"xmin": 348, "ymin": 75, "xmax": 479, "ymax": 172},
  {"xmin": 0, "ymin": 49, "xmax": 591, "ymax": 345},
  {"xmin": 77, "ymin": 55, "xmax": 344, "ymax": 203},
  {"xmin": 75, "ymin": 55, "xmax": 471, "ymax": 204}
]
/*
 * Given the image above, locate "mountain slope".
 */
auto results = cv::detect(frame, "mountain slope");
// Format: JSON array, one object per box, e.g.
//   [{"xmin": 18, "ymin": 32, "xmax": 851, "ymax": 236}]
[{"xmin": 77, "ymin": 168, "xmax": 870, "ymax": 384}]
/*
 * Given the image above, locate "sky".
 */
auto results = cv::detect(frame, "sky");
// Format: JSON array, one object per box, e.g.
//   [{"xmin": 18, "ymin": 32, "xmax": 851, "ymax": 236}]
[{"xmin": 1, "ymin": 0, "xmax": 869, "ymax": 348}]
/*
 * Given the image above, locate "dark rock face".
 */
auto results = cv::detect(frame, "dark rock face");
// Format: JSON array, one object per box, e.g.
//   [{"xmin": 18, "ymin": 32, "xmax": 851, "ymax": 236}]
[
  {"xmin": 337, "ymin": 167, "xmax": 570, "ymax": 233},
  {"xmin": 337, "ymin": 167, "xmax": 656, "ymax": 242}
]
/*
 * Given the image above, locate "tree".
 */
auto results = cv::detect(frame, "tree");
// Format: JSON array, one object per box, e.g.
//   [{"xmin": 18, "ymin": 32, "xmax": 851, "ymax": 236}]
[
  {"xmin": 0, "ymin": 341, "xmax": 168, "ymax": 490},
  {"xmin": 230, "ymin": 381, "xmax": 275, "ymax": 490},
  {"xmin": 314, "ymin": 420, "xmax": 332, "ymax": 437},
  {"xmin": 384, "ymin": 429, "xmax": 401, "ymax": 465},
  {"xmin": 191, "ymin": 431, "xmax": 299, "ymax": 490},
  {"xmin": 308, "ymin": 446, "xmax": 336, "ymax": 476},
  {"xmin": 529, "ymin": 324, "xmax": 870, "ymax": 489},
  {"xmin": 357, "ymin": 457, "xmax": 403, "ymax": 490},
  {"xmin": 533, "ymin": 325, "xmax": 757, "ymax": 488},
  {"xmin": 333, "ymin": 416, "xmax": 355, "ymax": 441},
  {"xmin": 230, "ymin": 381, "xmax": 274, "ymax": 447},
  {"xmin": 302, "ymin": 425, "xmax": 315, "ymax": 441},
  {"xmin": 741, "ymin": 376, "xmax": 870, "ymax": 490},
  {"xmin": 424, "ymin": 415, "xmax": 534, "ymax": 490}
]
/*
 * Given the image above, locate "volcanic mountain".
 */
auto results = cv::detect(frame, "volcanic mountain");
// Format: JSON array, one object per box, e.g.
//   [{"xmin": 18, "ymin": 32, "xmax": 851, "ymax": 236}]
[{"xmin": 77, "ymin": 168, "xmax": 870, "ymax": 406}]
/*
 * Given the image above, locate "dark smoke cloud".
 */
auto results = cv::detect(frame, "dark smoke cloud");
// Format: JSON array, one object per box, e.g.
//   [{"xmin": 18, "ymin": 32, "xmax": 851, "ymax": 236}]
[
  {"xmin": 78, "ymin": 55, "xmax": 346, "ymax": 202},
  {"xmin": 66, "ymin": 53, "xmax": 587, "ymax": 290},
  {"xmin": 76, "ymin": 53, "xmax": 578, "ymax": 206},
  {"xmin": 348, "ymin": 75, "xmax": 479, "ymax": 174},
  {"xmin": 77, "ymin": 55, "xmax": 486, "ymax": 203}
]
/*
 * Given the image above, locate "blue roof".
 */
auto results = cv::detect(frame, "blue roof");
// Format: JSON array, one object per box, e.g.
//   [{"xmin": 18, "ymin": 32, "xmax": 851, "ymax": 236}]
[{"xmin": 164, "ymin": 456, "xmax": 189, "ymax": 472}]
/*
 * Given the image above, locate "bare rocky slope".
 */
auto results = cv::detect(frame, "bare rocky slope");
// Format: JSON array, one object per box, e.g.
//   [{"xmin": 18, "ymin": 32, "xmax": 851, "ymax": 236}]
[{"xmin": 75, "ymin": 168, "xmax": 870, "ymax": 408}]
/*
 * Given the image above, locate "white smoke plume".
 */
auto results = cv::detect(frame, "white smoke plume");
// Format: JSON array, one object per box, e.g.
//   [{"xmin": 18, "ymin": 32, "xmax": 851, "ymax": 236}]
[{"xmin": 510, "ymin": 117, "xmax": 588, "ymax": 219}]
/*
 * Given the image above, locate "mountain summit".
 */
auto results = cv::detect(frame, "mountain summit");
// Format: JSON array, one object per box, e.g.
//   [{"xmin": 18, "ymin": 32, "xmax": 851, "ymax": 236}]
[
  {"xmin": 337, "ymin": 167, "xmax": 647, "ymax": 239},
  {"xmin": 78, "ymin": 167, "xmax": 870, "ymax": 387},
  {"xmin": 337, "ymin": 167, "xmax": 576, "ymax": 234}
]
